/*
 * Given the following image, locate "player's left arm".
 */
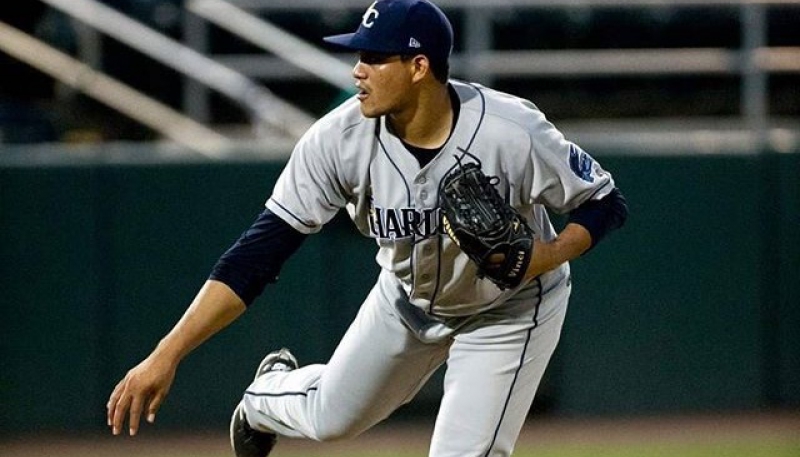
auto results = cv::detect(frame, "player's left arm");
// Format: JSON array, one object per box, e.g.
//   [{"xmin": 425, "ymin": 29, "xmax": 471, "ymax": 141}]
[{"xmin": 525, "ymin": 188, "xmax": 628, "ymax": 279}]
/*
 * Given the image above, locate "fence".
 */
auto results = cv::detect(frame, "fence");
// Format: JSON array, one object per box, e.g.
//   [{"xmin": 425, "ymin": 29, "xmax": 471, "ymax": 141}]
[{"xmin": 1, "ymin": 141, "xmax": 797, "ymax": 433}]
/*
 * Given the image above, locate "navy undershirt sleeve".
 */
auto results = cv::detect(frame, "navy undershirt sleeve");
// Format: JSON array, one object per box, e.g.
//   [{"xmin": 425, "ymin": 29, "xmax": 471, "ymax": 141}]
[
  {"xmin": 209, "ymin": 208, "xmax": 307, "ymax": 306},
  {"xmin": 567, "ymin": 187, "xmax": 629, "ymax": 250}
]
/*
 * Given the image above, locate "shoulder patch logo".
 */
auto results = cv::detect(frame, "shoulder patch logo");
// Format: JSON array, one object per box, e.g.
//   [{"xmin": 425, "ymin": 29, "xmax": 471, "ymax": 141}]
[{"xmin": 569, "ymin": 144, "xmax": 595, "ymax": 183}]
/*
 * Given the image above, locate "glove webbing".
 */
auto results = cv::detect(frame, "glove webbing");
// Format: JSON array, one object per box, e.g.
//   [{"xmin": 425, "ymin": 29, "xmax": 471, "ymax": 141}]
[{"xmin": 447, "ymin": 163, "xmax": 513, "ymax": 236}]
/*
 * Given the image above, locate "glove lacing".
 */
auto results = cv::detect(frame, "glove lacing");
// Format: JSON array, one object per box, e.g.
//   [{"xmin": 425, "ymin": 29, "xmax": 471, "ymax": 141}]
[{"xmin": 449, "ymin": 155, "xmax": 514, "ymax": 235}]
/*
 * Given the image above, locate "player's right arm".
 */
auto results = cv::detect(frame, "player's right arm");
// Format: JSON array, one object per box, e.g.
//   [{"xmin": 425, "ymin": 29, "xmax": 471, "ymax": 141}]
[
  {"xmin": 107, "ymin": 209, "xmax": 307, "ymax": 436},
  {"xmin": 107, "ymin": 280, "xmax": 246, "ymax": 436}
]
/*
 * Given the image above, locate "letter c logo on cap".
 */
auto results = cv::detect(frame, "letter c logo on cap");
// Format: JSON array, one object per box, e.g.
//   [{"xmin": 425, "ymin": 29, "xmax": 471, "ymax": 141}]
[{"xmin": 362, "ymin": 1, "xmax": 380, "ymax": 28}]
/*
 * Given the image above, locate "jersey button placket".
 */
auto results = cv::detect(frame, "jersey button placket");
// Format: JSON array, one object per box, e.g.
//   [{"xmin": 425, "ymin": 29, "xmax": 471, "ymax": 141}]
[
  {"xmin": 411, "ymin": 177, "xmax": 436, "ymax": 305},
  {"xmin": 411, "ymin": 238, "xmax": 436, "ymax": 305},
  {"xmin": 415, "ymin": 175, "xmax": 429, "ymax": 203}
]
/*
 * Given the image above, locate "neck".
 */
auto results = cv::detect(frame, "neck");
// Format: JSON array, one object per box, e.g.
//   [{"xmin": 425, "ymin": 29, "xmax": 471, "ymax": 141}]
[{"xmin": 388, "ymin": 82, "xmax": 452, "ymax": 149}]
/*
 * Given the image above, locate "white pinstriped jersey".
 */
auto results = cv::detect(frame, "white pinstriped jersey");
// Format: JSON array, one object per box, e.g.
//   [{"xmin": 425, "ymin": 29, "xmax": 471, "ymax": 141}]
[{"xmin": 267, "ymin": 80, "xmax": 615, "ymax": 317}]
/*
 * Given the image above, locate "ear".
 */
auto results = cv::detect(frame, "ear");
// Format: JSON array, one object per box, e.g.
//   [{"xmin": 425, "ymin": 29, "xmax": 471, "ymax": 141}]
[{"xmin": 410, "ymin": 55, "xmax": 431, "ymax": 83}]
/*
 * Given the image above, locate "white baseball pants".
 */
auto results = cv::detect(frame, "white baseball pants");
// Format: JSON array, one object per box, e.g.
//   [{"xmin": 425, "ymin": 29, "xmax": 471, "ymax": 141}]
[{"xmin": 242, "ymin": 267, "xmax": 570, "ymax": 457}]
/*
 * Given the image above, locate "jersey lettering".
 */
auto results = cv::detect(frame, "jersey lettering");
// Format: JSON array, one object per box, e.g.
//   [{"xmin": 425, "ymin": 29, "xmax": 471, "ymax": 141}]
[
  {"xmin": 384, "ymin": 209, "xmax": 403, "ymax": 239},
  {"xmin": 369, "ymin": 205, "xmax": 442, "ymax": 240},
  {"xmin": 401, "ymin": 209, "xmax": 421, "ymax": 237}
]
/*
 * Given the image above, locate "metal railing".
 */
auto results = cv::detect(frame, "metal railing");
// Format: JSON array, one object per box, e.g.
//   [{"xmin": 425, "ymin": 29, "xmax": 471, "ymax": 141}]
[
  {"xmin": 188, "ymin": 0, "xmax": 353, "ymax": 92},
  {"xmin": 9, "ymin": 0, "xmax": 797, "ymax": 154},
  {"xmin": 0, "ymin": 20, "xmax": 230, "ymax": 156},
  {"xmin": 41, "ymin": 0, "xmax": 315, "ymax": 141},
  {"xmin": 182, "ymin": 0, "xmax": 800, "ymax": 152}
]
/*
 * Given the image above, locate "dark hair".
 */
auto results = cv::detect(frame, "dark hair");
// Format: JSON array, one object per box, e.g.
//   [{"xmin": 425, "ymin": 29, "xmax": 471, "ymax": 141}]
[
  {"xmin": 429, "ymin": 57, "xmax": 450, "ymax": 84},
  {"xmin": 402, "ymin": 54, "xmax": 450, "ymax": 84}
]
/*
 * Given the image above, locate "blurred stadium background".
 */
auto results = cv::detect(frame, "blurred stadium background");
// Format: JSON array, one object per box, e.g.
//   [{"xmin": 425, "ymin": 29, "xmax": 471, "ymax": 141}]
[{"xmin": 0, "ymin": 1, "xmax": 798, "ymax": 456}]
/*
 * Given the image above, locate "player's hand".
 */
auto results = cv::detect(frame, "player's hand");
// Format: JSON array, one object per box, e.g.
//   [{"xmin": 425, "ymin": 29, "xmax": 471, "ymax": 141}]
[{"xmin": 106, "ymin": 353, "xmax": 178, "ymax": 436}]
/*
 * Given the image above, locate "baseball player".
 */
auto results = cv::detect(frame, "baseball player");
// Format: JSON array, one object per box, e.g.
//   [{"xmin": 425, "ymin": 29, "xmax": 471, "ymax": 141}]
[{"xmin": 106, "ymin": 1, "xmax": 628, "ymax": 456}]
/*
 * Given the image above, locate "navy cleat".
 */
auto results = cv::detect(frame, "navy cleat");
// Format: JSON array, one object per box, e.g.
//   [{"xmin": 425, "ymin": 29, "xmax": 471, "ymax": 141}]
[
  {"xmin": 229, "ymin": 403, "xmax": 276, "ymax": 457},
  {"xmin": 230, "ymin": 348, "xmax": 298, "ymax": 457}
]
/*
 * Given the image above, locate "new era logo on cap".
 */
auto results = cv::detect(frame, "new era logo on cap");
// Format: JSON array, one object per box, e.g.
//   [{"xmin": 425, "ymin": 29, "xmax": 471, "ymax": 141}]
[{"xmin": 409, "ymin": 37, "xmax": 421, "ymax": 48}]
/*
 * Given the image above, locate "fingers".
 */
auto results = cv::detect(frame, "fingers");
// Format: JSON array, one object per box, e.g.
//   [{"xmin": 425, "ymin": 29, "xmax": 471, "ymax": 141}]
[
  {"xmin": 108, "ymin": 383, "xmax": 133, "ymax": 436},
  {"xmin": 128, "ymin": 394, "xmax": 145, "ymax": 436},
  {"xmin": 488, "ymin": 253, "xmax": 506, "ymax": 265},
  {"xmin": 106, "ymin": 358, "xmax": 176, "ymax": 437},
  {"xmin": 107, "ymin": 379, "xmax": 130, "ymax": 435},
  {"xmin": 106, "ymin": 380, "xmax": 123, "ymax": 429},
  {"xmin": 146, "ymin": 392, "xmax": 165, "ymax": 424},
  {"xmin": 106, "ymin": 373, "xmax": 150, "ymax": 436}
]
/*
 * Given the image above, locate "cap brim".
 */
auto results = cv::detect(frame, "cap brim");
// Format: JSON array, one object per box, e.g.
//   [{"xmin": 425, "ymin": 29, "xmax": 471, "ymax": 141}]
[
  {"xmin": 323, "ymin": 32, "xmax": 400, "ymax": 55},
  {"xmin": 323, "ymin": 33, "xmax": 360, "ymax": 51}
]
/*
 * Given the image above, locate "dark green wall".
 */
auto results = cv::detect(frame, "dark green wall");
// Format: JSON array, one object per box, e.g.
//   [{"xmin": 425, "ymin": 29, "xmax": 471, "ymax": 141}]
[
  {"xmin": 553, "ymin": 155, "xmax": 779, "ymax": 414},
  {"xmin": 1, "ymin": 148, "xmax": 797, "ymax": 434}
]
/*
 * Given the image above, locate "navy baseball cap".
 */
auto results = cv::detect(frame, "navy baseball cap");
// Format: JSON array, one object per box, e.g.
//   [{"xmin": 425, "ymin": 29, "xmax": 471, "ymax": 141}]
[{"xmin": 324, "ymin": 0, "xmax": 453, "ymax": 65}]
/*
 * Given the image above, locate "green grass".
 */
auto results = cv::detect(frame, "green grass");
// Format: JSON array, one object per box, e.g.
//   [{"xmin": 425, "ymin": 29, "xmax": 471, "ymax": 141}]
[
  {"xmin": 272, "ymin": 438, "xmax": 800, "ymax": 457},
  {"xmin": 7, "ymin": 427, "xmax": 798, "ymax": 457},
  {"xmin": 9, "ymin": 439, "xmax": 798, "ymax": 457},
  {"xmin": 512, "ymin": 439, "xmax": 800, "ymax": 457}
]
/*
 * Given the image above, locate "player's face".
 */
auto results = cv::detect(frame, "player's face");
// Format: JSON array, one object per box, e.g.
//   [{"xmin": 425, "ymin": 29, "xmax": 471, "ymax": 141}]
[{"xmin": 353, "ymin": 52, "xmax": 417, "ymax": 118}]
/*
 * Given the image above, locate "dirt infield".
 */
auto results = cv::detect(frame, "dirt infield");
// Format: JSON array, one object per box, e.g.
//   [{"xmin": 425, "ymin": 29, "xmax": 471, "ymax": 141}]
[{"xmin": 2, "ymin": 410, "xmax": 798, "ymax": 457}]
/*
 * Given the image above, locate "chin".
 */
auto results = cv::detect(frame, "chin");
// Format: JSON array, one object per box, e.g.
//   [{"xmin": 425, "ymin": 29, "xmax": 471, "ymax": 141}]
[{"xmin": 359, "ymin": 105, "xmax": 383, "ymax": 119}]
